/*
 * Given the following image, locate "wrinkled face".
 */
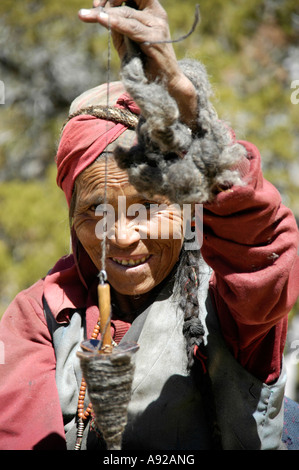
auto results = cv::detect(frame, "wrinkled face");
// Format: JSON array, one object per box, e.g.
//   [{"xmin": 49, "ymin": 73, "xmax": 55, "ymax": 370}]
[{"xmin": 72, "ymin": 156, "xmax": 185, "ymax": 296}]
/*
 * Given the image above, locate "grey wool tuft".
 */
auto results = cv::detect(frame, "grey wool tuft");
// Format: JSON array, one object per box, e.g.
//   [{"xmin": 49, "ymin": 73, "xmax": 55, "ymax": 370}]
[{"xmin": 114, "ymin": 56, "xmax": 246, "ymax": 204}]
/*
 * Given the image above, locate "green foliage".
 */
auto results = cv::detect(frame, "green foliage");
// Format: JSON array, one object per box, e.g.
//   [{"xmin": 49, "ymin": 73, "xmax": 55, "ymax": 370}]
[{"xmin": 0, "ymin": 166, "xmax": 69, "ymax": 315}]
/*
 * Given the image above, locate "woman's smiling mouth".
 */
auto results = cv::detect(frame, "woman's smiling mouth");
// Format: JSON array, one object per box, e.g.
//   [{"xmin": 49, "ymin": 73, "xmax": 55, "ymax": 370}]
[{"xmin": 111, "ymin": 255, "xmax": 151, "ymax": 267}]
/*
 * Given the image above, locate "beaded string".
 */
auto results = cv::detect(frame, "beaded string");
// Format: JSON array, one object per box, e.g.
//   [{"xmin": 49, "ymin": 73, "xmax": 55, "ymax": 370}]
[{"xmin": 74, "ymin": 320, "xmax": 101, "ymax": 451}]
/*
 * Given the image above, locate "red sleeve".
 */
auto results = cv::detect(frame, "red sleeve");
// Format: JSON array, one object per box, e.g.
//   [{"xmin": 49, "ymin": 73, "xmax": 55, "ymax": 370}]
[
  {"xmin": 201, "ymin": 141, "xmax": 299, "ymax": 383},
  {"xmin": 0, "ymin": 280, "xmax": 66, "ymax": 450}
]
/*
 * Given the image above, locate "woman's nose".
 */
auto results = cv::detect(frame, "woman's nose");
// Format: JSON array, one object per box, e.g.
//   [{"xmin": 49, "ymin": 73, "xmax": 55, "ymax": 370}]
[{"xmin": 112, "ymin": 216, "xmax": 141, "ymax": 247}]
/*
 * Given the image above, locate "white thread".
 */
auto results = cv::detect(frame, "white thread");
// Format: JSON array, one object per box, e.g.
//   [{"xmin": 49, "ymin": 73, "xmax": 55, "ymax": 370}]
[{"xmin": 100, "ymin": 17, "xmax": 112, "ymax": 280}]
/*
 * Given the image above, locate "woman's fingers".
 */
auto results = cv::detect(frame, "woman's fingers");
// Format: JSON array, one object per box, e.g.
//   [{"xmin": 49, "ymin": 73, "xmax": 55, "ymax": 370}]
[
  {"xmin": 79, "ymin": 5, "xmax": 169, "ymax": 43},
  {"xmin": 78, "ymin": 0, "xmax": 198, "ymax": 127},
  {"xmin": 78, "ymin": 1, "xmax": 175, "ymax": 80},
  {"xmin": 92, "ymin": 0, "xmax": 163, "ymax": 10}
]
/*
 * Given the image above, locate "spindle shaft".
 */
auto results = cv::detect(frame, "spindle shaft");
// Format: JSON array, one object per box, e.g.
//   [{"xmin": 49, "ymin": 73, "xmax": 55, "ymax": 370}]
[{"xmin": 98, "ymin": 283, "xmax": 112, "ymax": 353}]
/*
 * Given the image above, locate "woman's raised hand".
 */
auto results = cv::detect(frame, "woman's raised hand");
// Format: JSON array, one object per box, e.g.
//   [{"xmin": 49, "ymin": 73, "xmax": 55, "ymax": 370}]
[{"xmin": 78, "ymin": 0, "xmax": 198, "ymax": 128}]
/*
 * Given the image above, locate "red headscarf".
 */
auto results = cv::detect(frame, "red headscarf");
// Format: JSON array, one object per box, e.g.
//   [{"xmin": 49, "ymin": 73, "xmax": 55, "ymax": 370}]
[{"xmin": 56, "ymin": 81, "xmax": 139, "ymax": 206}]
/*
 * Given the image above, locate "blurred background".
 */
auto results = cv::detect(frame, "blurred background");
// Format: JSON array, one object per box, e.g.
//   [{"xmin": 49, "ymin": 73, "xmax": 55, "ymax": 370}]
[{"xmin": 0, "ymin": 0, "xmax": 298, "ymax": 397}]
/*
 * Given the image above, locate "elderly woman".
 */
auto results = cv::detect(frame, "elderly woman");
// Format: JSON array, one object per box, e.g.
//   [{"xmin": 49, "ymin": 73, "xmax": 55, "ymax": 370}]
[{"xmin": 0, "ymin": 0, "xmax": 298, "ymax": 451}]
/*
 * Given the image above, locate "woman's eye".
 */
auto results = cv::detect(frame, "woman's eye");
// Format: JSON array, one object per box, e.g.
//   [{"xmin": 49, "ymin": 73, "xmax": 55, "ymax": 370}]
[{"xmin": 88, "ymin": 204, "xmax": 105, "ymax": 214}]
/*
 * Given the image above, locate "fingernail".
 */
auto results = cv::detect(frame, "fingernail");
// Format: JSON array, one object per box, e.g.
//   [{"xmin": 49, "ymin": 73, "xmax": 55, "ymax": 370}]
[
  {"xmin": 79, "ymin": 8, "xmax": 92, "ymax": 16},
  {"xmin": 99, "ymin": 9, "xmax": 109, "ymax": 19}
]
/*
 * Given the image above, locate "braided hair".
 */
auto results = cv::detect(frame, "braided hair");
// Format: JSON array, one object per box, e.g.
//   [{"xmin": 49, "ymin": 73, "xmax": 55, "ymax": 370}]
[{"xmin": 175, "ymin": 245, "xmax": 222, "ymax": 449}]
